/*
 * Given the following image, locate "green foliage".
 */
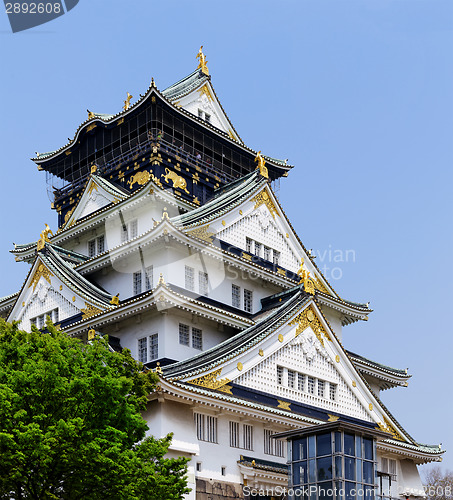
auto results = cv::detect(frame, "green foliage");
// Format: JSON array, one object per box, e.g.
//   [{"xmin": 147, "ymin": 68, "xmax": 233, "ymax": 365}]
[{"xmin": 0, "ymin": 319, "xmax": 190, "ymax": 500}]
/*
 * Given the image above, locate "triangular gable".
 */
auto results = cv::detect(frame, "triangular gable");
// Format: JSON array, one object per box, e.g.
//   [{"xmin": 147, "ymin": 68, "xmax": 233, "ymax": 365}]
[
  {"xmin": 181, "ymin": 181, "xmax": 334, "ymax": 296},
  {"xmin": 64, "ymin": 175, "xmax": 128, "ymax": 228},
  {"xmin": 164, "ymin": 73, "xmax": 242, "ymax": 143},
  {"xmin": 7, "ymin": 251, "xmax": 113, "ymax": 330},
  {"xmin": 183, "ymin": 299, "xmax": 410, "ymax": 443}
]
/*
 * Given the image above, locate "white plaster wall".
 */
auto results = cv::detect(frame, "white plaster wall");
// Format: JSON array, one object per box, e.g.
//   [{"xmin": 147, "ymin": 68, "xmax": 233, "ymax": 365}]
[{"xmin": 321, "ymin": 307, "xmax": 343, "ymax": 342}]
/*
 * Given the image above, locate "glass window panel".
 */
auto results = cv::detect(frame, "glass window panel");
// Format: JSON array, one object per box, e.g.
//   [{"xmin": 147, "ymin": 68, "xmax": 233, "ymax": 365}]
[
  {"xmin": 317, "ymin": 457, "xmax": 333, "ymax": 481},
  {"xmin": 345, "ymin": 481, "xmax": 355, "ymax": 500},
  {"xmin": 335, "ymin": 456, "xmax": 343, "ymax": 479},
  {"xmin": 317, "ymin": 433, "xmax": 332, "ymax": 457},
  {"xmin": 356, "ymin": 459, "xmax": 362, "ymax": 482},
  {"xmin": 319, "ymin": 482, "xmax": 334, "ymax": 500},
  {"xmin": 363, "ymin": 438, "xmax": 373, "ymax": 461},
  {"xmin": 293, "ymin": 438, "xmax": 307, "ymax": 461},
  {"xmin": 363, "ymin": 461, "xmax": 373, "ymax": 485},
  {"xmin": 355, "ymin": 436, "xmax": 362, "ymax": 457},
  {"xmin": 365, "ymin": 485, "xmax": 374, "ymax": 500},
  {"xmin": 344, "ymin": 434, "xmax": 355, "ymax": 456},
  {"xmin": 335, "ymin": 432, "xmax": 342, "ymax": 453},
  {"xmin": 294, "ymin": 461, "xmax": 308, "ymax": 486},
  {"xmin": 335, "ymin": 481, "xmax": 344, "ymax": 500},
  {"xmin": 308, "ymin": 435, "xmax": 316, "ymax": 458},
  {"xmin": 344, "ymin": 457, "xmax": 355, "ymax": 481},
  {"xmin": 357, "ymin": 486, "xmax": 364, "ymax": 500},
  {"xmin": 380, "ymin": 475, "xmax": 390, "ymax": 497},
  {"xmin": 309, "ymin": 458, "xmax": 317, "ymax": 483}
]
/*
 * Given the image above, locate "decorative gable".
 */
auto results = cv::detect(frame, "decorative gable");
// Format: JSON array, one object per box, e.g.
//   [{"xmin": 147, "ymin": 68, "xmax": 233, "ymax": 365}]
[{"xmin": 64, "ymin": 175, "xmax": 128, "ymax": 228}]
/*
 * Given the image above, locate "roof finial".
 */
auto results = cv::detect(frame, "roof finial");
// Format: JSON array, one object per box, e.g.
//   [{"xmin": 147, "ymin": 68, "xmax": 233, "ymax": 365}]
[
  {"xmin": 158, "ymin": 273, "xmax": 165, "ymax": 286},
  {"xmin": 123, "ymin": 92, "xmax": 133, "ymax": 111},
  {"xmin": 37, "ymin": 223, "xmax": 53, "ymax": 252},
  {"xmin": 162, "ymin": 207, "xmax": 169, "ymax": 220},
  {"xmin": 155, "ymin": 362, "xmax": 163, "ymax": 375},
  {"xmin": 91, "ymin": 163, "xmax": 97, "ymax": 174},
  {"xmin": 196, "ymin": 46, "xmax": 209, "ymax": 76},
  {"xmin": 110, "ymin": 293, "xmax": 120, "ymax": 306},
  {"xmin": 87, "ymin": 328, "xmax": 95, "ymax": 340},
  {"xmin": 87, "ymin": 109, "xmax": 95, "ymax": 120},
  {"xmin": 151, "ymin": 77, "xmax": 156, "ymax": 88},
  {"xmin": 255, "ymin": 151, "xmax": 269, "ymax": 179}
]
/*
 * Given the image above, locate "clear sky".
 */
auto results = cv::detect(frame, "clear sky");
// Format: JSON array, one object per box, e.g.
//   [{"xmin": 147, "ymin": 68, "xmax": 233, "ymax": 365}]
[{"xmin": 1, "ymin": 0, "xmax": 452, "ymax": 473}]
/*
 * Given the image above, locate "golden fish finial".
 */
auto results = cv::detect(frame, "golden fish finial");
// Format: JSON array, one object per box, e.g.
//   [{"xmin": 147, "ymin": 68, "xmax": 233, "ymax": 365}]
[
  {"xmin": 123, "ymin": 92, "xmax": 133, "ymax": 111},
  {"xmin": 196, "ymin": 46, "xmax": 209, "ymax": 76}
]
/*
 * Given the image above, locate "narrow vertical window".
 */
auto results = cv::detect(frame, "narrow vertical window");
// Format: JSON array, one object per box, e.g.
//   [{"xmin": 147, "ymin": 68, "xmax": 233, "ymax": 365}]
[
  {"xmin": 206, "ymin": 415, "xmax": 218, "ymax": 443},
  {"xmin": 199, "ymin": 271, "xmax": 208, "ymax": 296},
  {"xmin": 273, "ymin": 250, "xmax": 281, "ymax": 266},
  {"xmin": 97, "ymin": 235, "xmax": 105, "ymax": 254},
  {"xmin": 264, "ymin": 246, "xmax": 271, "ymax": 261},
  {"xmin": 205, "ymin": 113, "xmax": 211, "ymax": 123},
  {"xmin": 145, "ymin": 265, "xmax": 153, "ymax": 291},
  {"xmin": 329, "ymin": 383, "xmax": 337, "ymax": 401},
  {"xmin": 88, "ymin": 239, "xmax": 96, "ymax": 258},
  {"xmin": 243, "ymin": 424, "xmax": 253, "ymax": 451},
  {"xmin": 194, "ymin": 413, "xmax": 205, "ymax": 441},
  {"xmin": 307, "ymin": 376, "xmax": 315, "ymax": 394},
  {"xmin": 246, "ymin": 237, "xmax": 252, "ymax": 253},
  {"xmin": 179, "ymin": 323, "xmax": 190, "ymax": 346},
  {"xmin": 243, "ymin": 289, "xmax": 253, "ymax": 313},
  {"xmin": 133, "ymin": 272, "xmax": 142, "ymax": 295},
  {"xmin": 149, "ymin": 334, "xmax": 158, "ymax": 361},
  {"xmin": 298, "ymin": 373, "xmax": 305, "ymax": 391},
  {"xmin": 185, "ymin": 266, "xmax": 195, "ymax": 291},
  {"xmin": 121, "ymin": 225, "xmax": 128, "ymax": 243},
  {"xmin": 232, "ymin": 284, "xmax": 241, "ymax": 308},
  {"xmin": 130, "ymin": 219, "xmax": 138, "ymax": 239},
  {"xmin": 254, "ymin": 241, "xmax": 261, "ymax": 257},
  {"xmin": 198, "ymin": 109, "xmax": 203, "ymax": 118},
  {"xmin": 264, "ymin": 429, "xmax": 273, "ymax": 455},
  {"xmin": 277, "ymin": 366, "xmax": 283, "ymax": 385},
  {"xmin": 229, "ymin": 421, "xmax": 240, "ymax": 448},
  {"xmin": 192, "ymin": 328, "xmax": 203, "ymax": 350},
  {"xmin": 288, "ymin": 369, "xmax": 296, "ymax": 388},
  {"xmin": 318, "ymin": 380, "xmax": 325, "ymax": 398},
  {"xmin": 138, "ymin": 337, "xmax": 147, "ymax": 363}
]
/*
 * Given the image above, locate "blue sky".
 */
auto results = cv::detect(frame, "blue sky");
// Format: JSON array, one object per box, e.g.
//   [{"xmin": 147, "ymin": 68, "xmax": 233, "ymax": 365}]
[{"xmin": 1, "ymin": 0, "xmax": 452, "ymax": 472}]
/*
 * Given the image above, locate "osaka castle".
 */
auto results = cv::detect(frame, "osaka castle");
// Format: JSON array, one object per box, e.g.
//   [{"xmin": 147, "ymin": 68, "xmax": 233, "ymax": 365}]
[{"xmin": 0, "ymin": 48, "xmax": 443, "ymax": 500}]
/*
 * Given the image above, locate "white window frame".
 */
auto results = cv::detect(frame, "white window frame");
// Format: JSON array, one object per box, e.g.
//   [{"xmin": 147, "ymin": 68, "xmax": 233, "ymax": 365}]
[
  {"xmin": 121, "ymin": 219, "xmax": 138, "ymax": 243},
  {"xmin": 137, "ymin": 334, "xmax": 158, "ymax": 363},
  {"xmin": 244, "ymin": 289, "xmax": 253, "ymax": 313},
  {"xmin": 198, "ymin": 271, "xmax": 208, "ymax": 296},
  {"xmin": 194, "ymin": 413, "xmax": 218, "ymax": 443},
  {"xmin": 232, "ymin": 284, "xmax": 241, "ymax": 308},
  {"xmin": 192, "ymin": 327, "xmax": 203, "ymax": 350},
  {"xmin": 179, "ymin": 323, "xmax": 190, "ymax": 346},
  {"xmin": 185, "ymin": 265, "xmax": 195, "ymax": 291}
]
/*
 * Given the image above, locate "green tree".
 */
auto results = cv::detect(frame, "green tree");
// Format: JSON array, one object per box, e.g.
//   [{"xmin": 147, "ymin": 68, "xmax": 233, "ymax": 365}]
[{"xmin": 0, "ymin": 319, "xmax": 190, "ymax": 500}]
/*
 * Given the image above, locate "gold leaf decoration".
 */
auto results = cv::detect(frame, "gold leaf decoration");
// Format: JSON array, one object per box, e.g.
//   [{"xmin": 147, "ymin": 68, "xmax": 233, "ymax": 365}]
[
  {"xmin": 29, "ymin": 264, "xmax": 54, "ymax": 292},
  {"xmin": 328, "ymin": 414, "xmax": 340, "ymax": 422},
  {"xmin": 288, "ymin": 306, "xmax": 328, "ymax": 347},
  {"xmin": 252, "ymin": 190, "xmax": 279, "ymax": 219},
  {"xmin": 81, "ymin": 302, "xmax": 102, "ymax": 320},
  {"xmin": 198, "ymin": 84, "xmax": 213, "ymax": 101},
  {"xmin": 128, "ymin": 170, "xmax": 151, "ymax": 189},
  {"xmin": 277, "ymin": 400, "xmax": 291, "ymax": 411},
  {"xmin": 187, "ymin": 225, "xmax": 216, "ymax": 243},
  {"xmin": 188, "ymin": 368, "xmax": 232, "ymax": 394}
]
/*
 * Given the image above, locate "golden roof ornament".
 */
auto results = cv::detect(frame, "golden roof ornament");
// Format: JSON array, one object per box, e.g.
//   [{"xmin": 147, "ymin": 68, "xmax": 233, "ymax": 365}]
[
  {"xmin": 151, "ymin": 77, "xmax": 156, "ymax": 88},
  {"xmin": 87, "ymin": 109, "xmax": 95, "ymax": 120},
  {"xmin": 90, "ymin": 163, "xmax": 97, "ymax": 174},
  {"xmin": 158, "ymin": 273, "xmax": 165, "ymax": 286},
  {"xmin": 155, "ymin": 362, "xmax": 163, "ymax": 375},
  {"xmin": 37, "ymin": 224, "xmax": 53, "ymax": 251},
  {"xmin": 297, "ymin": 257, "xmax": 315, "ymax": 295},
  {"xmin": 110, "ymin": 293, "xmax": 120, "ymax": 306},
  {"xmin": 196, "ymin": 46, "xmax": 209, "ymax": 76},
  {"xmin": 255, "ymin": 151, "xmax": 269, "ymax": 179},
  {"xmin": 162, "ymin": 207, "xmax": 169, "ymax": 220},
  {"xmin": 123, "ymin": 92, "xmax": 133, "ymax": 111},
  {"xmin": 87, "ymin": 328, "xmax": 96, "ymax": 340}
]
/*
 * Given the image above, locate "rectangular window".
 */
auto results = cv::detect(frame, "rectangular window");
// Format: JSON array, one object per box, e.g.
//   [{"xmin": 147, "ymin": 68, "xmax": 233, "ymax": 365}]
[
  {"xmin": 192, "ymin": 328, "xmax": 203, "ymax": 350},
  {"xmin": 273, "ymin": 250, "xmax": 281, "ymax": 266},
  {"xmin": 206, "ymin": 415, "xmax": 218, "ymax": 443},
  {"xmin": 254, "ymin": 241, "xmax": 261, "ymax": 257},
  {"xmin": 277, "ymin": 366, "xmax": 283, "ymax": 385},
  {"xmin": 121, "ymin": 220, "xmax": 138, "ymax": 242},
  {"xmin": 205, "ymin": 113, "xmax": 211, "ymax": 123},
  {"xmin": 185, "ymin": 266, "xmax": 195, "ymax": 291},
  {"xmin": 199, "ymin": 271, "xmax": 208, "ymax": 296},
  {"xmin": 97, "ymin": 235, "xmax": 105, "ymax": 254},
  {"xmin": 51, "ymin": 309, "xmax": 59, "ymax": 323},
  {"xmin": 244, "ymin": 289, "xmax": 253, "ymax": 313},
  {"xmin": 298, "ymin": 373, "xmax": 305, "ymax": 391},
  {"xmin": 149, "ymin": 333, "xmax": 158, "ymax": 361},
  {"xmin": 264, "ymin": 429, "xmax": 285, "ymax": 457},
  {"xmin": 138, "ymin": 337, "xmax": 147, "ymax": 363},
  {"xmin": 232, "ymin": 284, "xmax": 241, "ymax": 308},
  {"xmin": 389, "ymin": 459, "xmax": 397, "ymax": 477},
  {"xmin": 318, "ymin": 380, "xmax": 325, "ymax": 398},
  {"xmin": 329, "ymin": 383, "xmax": 337, "ymax": 401},
  {"xmin": 88, "ymin": 239, "xmax": 96, "ymax": 258},
  {"xmin": 198, "ymin": 109, "xmax": 203, "ymax": 118},
  {"xmin": 264, "ymin": 246, "xmax": 271, "ymax": 261},
  {"xmin": 30, "ymin": 309, "xmax": 59, "ymax": 329},
  {"xmin": 246, "ymin": 237, "xmax": 252, "ymax": 253},
  {"xmin": 288, "ymin": 369, "xmax": 296, "ymax": 388},
  {"xmin": 243, "ymin": 424, "xmax": 253, "ymax": 451},
  {"xmin": 194, "ymin": 413, "xmax": 205, "ymax": 440},
  {"xmin": 229, "ymin": 421, "xmax": 240, "ymax": 448},
  {"xmin": 307, "ymin": 376, "xmax": 315, "ymax": 394},
  {"xmin": 133, "ymin": 271, "xmax": 142, "ymax": 295},
  {"xmin": 145, "ymin": 265, "xmax": 153, "ymax": 291},
  {"xmin": 179, "ymin": 323, "xmax": 190, "ymax": 346}
]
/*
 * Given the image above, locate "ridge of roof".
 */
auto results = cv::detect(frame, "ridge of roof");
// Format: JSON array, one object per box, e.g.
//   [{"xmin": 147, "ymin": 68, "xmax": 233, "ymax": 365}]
[
  {"xmin": 161, "ymin": 69, "xmax": 208, "ymax": 100},
  {"xmin": 347, "ymin": 350, "xmax": 409, "ymax": 377}
]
